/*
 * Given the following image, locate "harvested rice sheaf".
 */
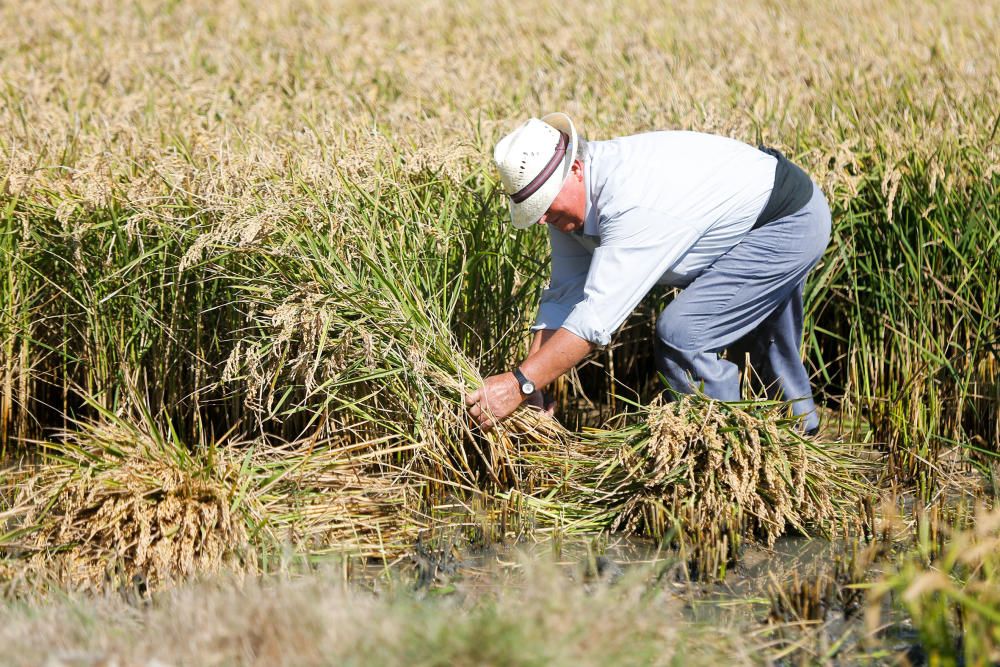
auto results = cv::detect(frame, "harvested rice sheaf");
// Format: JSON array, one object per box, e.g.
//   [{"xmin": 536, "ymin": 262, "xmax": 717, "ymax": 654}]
[
  {"xmin": 577, "ymin": 396, "xmax": 867, "ymax": 561},
  {"xmin": 2, "ymin": 418, "xmax": 420, "ymax": 591},
  {"xmin": 8, "ymin": 421, "xmax": 250, "ymax": 590}
]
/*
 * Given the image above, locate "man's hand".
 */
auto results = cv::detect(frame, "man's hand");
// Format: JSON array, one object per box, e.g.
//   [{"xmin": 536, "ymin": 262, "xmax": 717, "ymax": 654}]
[
  {"xmin": 465, "ymin": 372, "xmax": 524, "ymax": 431},
  {"xmin": 466, "ymin": 327, "xmax": 591, "ymax": 431}
]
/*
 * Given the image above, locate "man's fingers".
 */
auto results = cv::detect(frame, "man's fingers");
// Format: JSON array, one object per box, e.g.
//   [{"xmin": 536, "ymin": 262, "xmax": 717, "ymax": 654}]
[
  {"xmin": 465, "ymin": 388, "xmax": 481, "ymax": 407},
  {"xmin": 471, "ymin": 403, "xmax": 494, "ymax": 422},
  {"xmin": 464, "ymin": 378, "xmax": 508, "ymax": 432},
  {"xmin": 468, "ymin": 407, "xmax": 494, "ymax": 432},
  {"xmin": 465, "ymin": 385, "xmax": 493, "ymax": 431}
]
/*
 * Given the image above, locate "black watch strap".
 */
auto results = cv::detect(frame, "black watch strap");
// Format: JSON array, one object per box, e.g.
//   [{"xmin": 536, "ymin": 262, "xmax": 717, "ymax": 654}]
[{"xmin": 512, "ymin": 367, "xmax": 536, "ymax": 396}]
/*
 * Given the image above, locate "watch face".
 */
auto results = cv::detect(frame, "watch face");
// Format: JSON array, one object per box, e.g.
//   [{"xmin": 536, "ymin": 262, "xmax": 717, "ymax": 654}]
[{"xmin": 522, "ymin": 382, "xmax": 535, "ymax": 395}]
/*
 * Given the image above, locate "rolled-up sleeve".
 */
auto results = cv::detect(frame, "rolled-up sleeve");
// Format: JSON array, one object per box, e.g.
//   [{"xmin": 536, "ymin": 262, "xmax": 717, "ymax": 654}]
[
  {"xmin": 531, "ymin": 228, "xmax": 592, "ymax": 332},
  {"xmin": 561, "ymin": 208, "xmax": 701, "ymax": 346}
]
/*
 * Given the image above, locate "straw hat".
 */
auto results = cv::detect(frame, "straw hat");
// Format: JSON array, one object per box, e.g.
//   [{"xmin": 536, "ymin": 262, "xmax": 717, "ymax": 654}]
[{"xmin": 493, "ymin": 112, "xmax": 579, "ymax": 229}]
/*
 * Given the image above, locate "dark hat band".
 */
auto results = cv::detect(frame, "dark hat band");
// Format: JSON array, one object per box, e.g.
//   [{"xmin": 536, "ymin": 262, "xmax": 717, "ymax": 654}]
[{"xmin": 510, "ymin": 132, "xmax": 569, "ymax": 204}]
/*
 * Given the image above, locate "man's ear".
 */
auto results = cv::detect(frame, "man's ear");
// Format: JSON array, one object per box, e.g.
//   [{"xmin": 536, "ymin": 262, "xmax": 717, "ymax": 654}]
[{"xmin": 571, "ymin": 159, "xmax": 584, "ymax": 180}]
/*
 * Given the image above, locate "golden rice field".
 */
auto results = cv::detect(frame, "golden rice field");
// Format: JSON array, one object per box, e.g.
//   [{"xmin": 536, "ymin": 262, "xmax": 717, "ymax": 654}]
[{"xmin": 1, "ymin": 0, "xmax": 998, "ymax": 664}]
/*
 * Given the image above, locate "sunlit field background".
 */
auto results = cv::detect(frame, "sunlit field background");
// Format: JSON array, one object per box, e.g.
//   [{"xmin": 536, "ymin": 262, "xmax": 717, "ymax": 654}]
[{"xmin": 1, "ymin": 0, "xmax": 998, "ymax": 664}]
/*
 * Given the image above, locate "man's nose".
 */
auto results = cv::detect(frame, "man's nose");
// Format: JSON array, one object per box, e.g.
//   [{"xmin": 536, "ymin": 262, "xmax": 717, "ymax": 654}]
[{"xmin": 537, "ymin": 214, "xmax": 548, "ymax": 226}]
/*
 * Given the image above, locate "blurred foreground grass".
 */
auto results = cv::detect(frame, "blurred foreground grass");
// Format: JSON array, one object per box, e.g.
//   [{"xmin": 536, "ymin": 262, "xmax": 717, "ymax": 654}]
[{"xmin": 0, "ymin": 559, "xmax": 748, "ymax": 667}]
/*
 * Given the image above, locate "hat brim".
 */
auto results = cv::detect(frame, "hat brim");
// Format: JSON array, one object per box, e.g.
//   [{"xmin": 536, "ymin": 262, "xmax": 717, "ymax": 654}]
[{"xmin": 508, "ymin": 112, "xmax": 579, "ymax": 229}]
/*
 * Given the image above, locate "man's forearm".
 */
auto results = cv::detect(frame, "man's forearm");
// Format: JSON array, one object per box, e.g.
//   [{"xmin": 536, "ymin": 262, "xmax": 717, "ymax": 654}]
[
  {"xmin": 465, "ymin": 328, "xmax": 594, "ymax": 430},
  {"xmin": 520, "ymin": 327, "xmax": 595, "ymax": 388},
  {"xmin": 528, "ymin": 328, "xmax": 556, "ymax": 356}
]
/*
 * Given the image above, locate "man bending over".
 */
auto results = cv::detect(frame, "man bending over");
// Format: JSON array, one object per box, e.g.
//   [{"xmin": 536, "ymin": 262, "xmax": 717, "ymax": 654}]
[{"xmin": 466, "ymin": 112, "xmax": 830, "ymax": 435}]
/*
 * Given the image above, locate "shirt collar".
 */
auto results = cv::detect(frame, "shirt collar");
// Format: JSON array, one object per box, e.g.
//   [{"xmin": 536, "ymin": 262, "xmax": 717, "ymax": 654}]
[{"xmin": 582, "ymin": 150, "xmax": 600, "ymax": 236}]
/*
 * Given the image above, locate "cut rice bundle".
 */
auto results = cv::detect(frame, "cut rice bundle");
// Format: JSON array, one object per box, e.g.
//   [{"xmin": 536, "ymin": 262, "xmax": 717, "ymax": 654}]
[
  {"xmin": 525, "ymin": 395, "xmax": 869, "ymax": 576},
  {"xmin": 2, "ymin": 418, "xmax": 419, "ymax": 591}
]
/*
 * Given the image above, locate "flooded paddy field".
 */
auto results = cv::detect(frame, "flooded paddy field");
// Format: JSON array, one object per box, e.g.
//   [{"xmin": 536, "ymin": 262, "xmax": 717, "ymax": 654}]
[{"xmin": 0, "ymin": 517, "xmax": 987, "ymax": 666}]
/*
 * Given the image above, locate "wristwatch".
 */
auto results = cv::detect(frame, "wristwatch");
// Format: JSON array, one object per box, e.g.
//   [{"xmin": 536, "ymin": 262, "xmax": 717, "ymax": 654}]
[{"xmin": 512, "ymin": 367, "xmax": 536, "ymax": 397}]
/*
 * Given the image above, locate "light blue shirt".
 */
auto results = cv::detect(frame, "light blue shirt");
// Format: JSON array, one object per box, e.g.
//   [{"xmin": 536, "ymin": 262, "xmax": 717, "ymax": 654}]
[{"xmin": 532, "ymin": 131, "xmax": 778, "ymax": 346}]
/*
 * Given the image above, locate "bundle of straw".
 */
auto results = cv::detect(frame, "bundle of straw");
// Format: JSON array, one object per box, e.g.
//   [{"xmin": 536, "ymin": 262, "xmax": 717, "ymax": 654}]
[
  {"xmin": 6, "ymin": 420, "xmax": 250, "ymax": 589},
  {"xmin": 520, "ymin": 395, "xmax": 869, "ymax": 577},
  {"xmin": 1, "ymin": 414, "xmax": 422, "ymax": 591}
]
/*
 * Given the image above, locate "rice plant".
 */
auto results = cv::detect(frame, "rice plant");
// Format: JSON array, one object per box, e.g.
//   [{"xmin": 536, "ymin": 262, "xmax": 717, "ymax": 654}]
[
  {"xmin": 516, "ymin": 395, "xmax": 871, "ymax": 578},
  {"xmin": 1, "ymin": 402, "xmax": 420, "ymax": 590},
  {"xmin": 869, "ymin": 508, "xmax": 1000, "ymax": 666}
]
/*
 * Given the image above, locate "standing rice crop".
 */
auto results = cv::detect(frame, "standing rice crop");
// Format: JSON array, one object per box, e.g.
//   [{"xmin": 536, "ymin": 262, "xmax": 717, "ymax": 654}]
[
  {"xmin": 2, "ymin": 0, "xmax": 996, "ymax": 467},
  {"xmin": 0, "ymin": 0, "xmax": 996, "ymax": 591}
]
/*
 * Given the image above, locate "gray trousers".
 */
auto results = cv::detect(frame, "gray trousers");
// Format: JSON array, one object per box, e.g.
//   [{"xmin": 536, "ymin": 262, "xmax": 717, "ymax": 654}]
[{"xmin": 654, "ymin": 184, "xmax": 831, "ymax": 432}]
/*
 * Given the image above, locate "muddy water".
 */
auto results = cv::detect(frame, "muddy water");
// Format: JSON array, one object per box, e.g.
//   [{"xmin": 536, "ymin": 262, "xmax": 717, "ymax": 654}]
[
  {"xmin": 391, "ymin": 531, "xmax": 862, "ymax": 607},
  {"xmin": 377, "ymin": 519, "xmax": 944, "ymax": 664},
  {"xmin": 376, "ymin": 532, "xmax": 925, "ymax": 662}
]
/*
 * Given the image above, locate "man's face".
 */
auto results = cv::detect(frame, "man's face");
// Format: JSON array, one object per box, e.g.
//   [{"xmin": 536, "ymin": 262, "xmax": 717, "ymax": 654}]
[{"xmin": 537, "ymin": 160, "xmax": 586, "ymax": 233}]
